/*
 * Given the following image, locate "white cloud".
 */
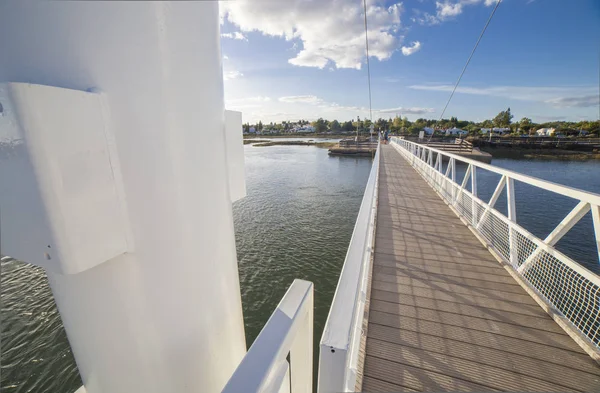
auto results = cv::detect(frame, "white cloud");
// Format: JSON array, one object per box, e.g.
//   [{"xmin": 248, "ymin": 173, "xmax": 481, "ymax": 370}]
[
  {"xmin": 279, "ymin": 95, "xmax": 324, "ymax": 104},
  {"xmin": 223, "ymin": 70, "xmax": 243, "ymax": 81},
  {"xmin": 545, "ymin": 95, "xmax": 599, "ymax": 108},
  {"xmin": 377, "ymin": 106, "xmax": 435, "ymax": 115},
  {"xmin": 401, "ymin": 41, "xmax": 422, "ymax": 56},
  {"xmin": 414, "ymin": 0, "xmax": 495, "ymax": 25},
  {"xmin": 436, "ymin": 1, "xmax": 463, "ymax": 19},
  {"xmin": 278, "ymin": 94, "xmax": 434, "ymax": 117},
  {"xmin": 221, "ymin": 31, "xmax": 248, "ymax": 41},
  {"xmin": 220, "ymin": 0, "xmax": 404, "ymax": 70},
  {"xmin": 409, "ymin": 84, "xmax": 599, "ymax": 108},
  {"xmin": 223, "ymin": 55, "xmax": 229, "ymax": 60}
]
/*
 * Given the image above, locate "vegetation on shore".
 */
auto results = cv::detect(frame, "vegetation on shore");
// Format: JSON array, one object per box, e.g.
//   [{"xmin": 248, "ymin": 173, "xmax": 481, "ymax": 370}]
[{"xmin": 244, "ymin": 108, "xmax": 600, "ymax": 137}]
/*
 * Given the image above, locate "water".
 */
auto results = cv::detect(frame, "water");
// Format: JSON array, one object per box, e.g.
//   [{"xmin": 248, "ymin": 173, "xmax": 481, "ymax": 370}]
[{"xmin": 2, "ymin": 145, "xmax": 599, "ymax": 392}]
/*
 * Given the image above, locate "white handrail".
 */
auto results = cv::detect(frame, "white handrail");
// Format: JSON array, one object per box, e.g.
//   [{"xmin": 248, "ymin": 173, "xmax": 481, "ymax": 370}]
[
  {"xmin": 400, "ymin": 138, "xmax": 600, "ymax": 206},
  {"xmin": 222, "ymin": 279, "xmax": 314, "ymax": 393},
  {"xmin": 390, "ymin": 137, "xmax": 600, "ymax": 355},
  {"xmin": 318, "ymin": 143, "xmax": 380, "ymax": 393}
]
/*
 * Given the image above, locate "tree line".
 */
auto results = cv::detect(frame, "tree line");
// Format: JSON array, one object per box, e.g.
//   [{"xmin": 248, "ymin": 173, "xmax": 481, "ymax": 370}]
[{"xmin": 244, "ymin": 108, "xmax": 600, "ymax": 136}]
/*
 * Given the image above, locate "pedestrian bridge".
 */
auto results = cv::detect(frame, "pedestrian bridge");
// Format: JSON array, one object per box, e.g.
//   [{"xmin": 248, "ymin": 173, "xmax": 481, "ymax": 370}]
[{"xmin": 224, "ymin": 138, "xmax": 600, "ymax": 393}]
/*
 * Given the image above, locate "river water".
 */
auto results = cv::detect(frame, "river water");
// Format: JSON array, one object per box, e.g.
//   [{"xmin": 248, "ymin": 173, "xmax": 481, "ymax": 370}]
[{"xmin": 1, "ymin": 142, "xmax": 599, "ymax": 392}]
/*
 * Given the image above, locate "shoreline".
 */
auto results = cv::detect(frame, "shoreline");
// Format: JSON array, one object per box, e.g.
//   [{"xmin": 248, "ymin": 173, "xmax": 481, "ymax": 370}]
[
  {"xmin": 246, "ymin": 139, "xmax": 337, "ymax": 148},
  {"xmin": 480, "ymin": 146, "xmax": 600, "ymax": 160},
  {"xmin": 244, "ymin": 133, "xmax": 353, "ymax": 139}
]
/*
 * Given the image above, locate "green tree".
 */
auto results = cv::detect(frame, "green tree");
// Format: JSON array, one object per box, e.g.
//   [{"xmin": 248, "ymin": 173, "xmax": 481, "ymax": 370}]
[
  {"xmin": 375, "ymin": 118, "xmax": 388, "ymax": 131},
  {"xmin": 258, "ymin": 121, "xmax": 263, "ymax": 131},
  {"xmin": 401, "ymin": 116, "xmax": 411, "ymax": 130},
  {"xmin": 493, "ymin": 107, "xmax": 513, "ymax": 128},
  {"xmin": 519, "ymin": 117, "xmax": 532, "ymax": 133},
  {"xmin": 408, "ymin": 125, "xmax": 420, "ymax": 135},
  {"xmin": 414, "ymin": 118, "xmax": 427, "ymax": 129},
  {"xmin": 482, "ymin": 119, "xmax": 493, "ymax": 129},
  {"xmin": 311, "ymin": 118, "xmax": 328, "ymax": 133},
  {"xmin": 341, "ymin": 121, "xmax": 354, "ymax": 132},
  {"xmin": 330, "ymin": 120, "xmax": 341, "ymax": 132},
  {"xmin": 465, "ymin": 124, "xmax": 479, "ymax": 134}
]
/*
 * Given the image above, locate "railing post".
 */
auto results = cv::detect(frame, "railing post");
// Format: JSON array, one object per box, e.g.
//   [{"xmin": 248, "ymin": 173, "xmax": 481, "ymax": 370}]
[
  {"xmin": 591, "ymin": 204, "xmax": 600, "ymax": 264},
  {"xmin": 506, "ymin": 177, "xmax": 518, "ymax": 266},
  {"xmin": 434, "ymin": 153, "xmax": 441, "ymax": 188},
  {"xmin": 471, "ymin": 166, "xmax": 478, "ymax": 226},
  {"xmin": 290, "ymin": 287, "xmax": 314, "ymax": 393},
  {"xmin": 451, "ymin": 158, "xmax": 456, "ymax": 204}
]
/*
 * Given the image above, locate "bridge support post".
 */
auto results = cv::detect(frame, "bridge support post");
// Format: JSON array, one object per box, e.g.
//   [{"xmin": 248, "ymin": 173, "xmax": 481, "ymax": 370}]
[{"xmin": 0, "ymin": 3, "xmax": 246, "ymax": 393}]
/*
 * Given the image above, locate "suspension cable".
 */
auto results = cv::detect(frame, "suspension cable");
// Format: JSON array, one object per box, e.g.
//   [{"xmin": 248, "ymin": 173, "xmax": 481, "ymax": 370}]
[
  {"xmin": 430, "ymin": 0, "xmax": 502, "ymax": 141},
  {"xmin": 363, "ymin": 0, "xmax": 373, "ymax": 123}
]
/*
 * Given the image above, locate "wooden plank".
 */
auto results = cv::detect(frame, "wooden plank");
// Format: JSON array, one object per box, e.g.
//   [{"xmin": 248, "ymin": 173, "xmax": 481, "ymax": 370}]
[
  {"xmin": 361, "ymin": 145, "xmax": 600, "ymax": 392},
  {"xmin": 371, "ymin": 267, "xmax": 525, "ymax": 293},
  {"xmin": 374, "ymin": 255, "xmax": 514, "ymax": 276},
  {"xmin": 369, "ymin": 309, "xmax": 583, "ymax": 352},
  {"xmin": 371, "ymin": 276, "xmax": 537, "ymax": 306},
  {"xmin": 368, "ymin": 323, "xmax": 600, "ymax": 377},
  {"xmin": 373, "ymin": 264, "xmax": 521, "ymax": 286},
  {"xmin": 366, "ymin": 338, "xmax": 588, "ymax": 392},
  {"xmin": 371, "ymin": 270, "xmax": 529, "ymax": 295},
  {"xmin": 364, "ymin": 355, "xmax": 499, "ymax": 392},
  {"xmin": 369, "ymin": 297, "xmax": 566, "ymax": 334},
  {"xmin": 361, "ymin": 376, "xmax": 419, "ymax": 392},
  {"xmin": 371, "ymin": 287, "xmax": 547, "ymax": 318}
]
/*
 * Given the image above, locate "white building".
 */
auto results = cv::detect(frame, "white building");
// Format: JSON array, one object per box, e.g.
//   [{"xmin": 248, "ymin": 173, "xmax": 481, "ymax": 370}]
[
  {"xmin": 536, "ymin": 128, "xmax": 556, "ymax": 136},
  {"xmin": 295, "ymin": 125, "xmax": 315, "ymax": 133},
  {"xmin": 481, "ymin": 127, "xmax": 511, "ymax": 135},
  {"xmin": 446, "ymin": 127, "xmax": 468, "ymax": 136}
]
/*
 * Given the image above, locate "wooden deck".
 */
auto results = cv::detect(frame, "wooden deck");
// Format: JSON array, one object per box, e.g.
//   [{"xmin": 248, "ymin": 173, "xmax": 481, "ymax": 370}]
[{"xmin": 361, "ymin": 145, "xmax": 600, "ymax": 392}]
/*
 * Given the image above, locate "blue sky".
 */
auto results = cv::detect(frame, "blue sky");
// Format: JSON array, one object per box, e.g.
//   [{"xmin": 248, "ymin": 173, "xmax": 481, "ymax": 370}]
[{"xmin": 220, "ymin": 0, "xmax": 600, "ymax": 124}]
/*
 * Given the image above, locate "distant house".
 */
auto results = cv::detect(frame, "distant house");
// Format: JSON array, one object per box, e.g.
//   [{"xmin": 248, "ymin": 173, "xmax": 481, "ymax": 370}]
[
  {"xmin": 248, "ymin": 127, "xmax": 256, "ymax": 133},
  {"xmin": 536, "ymin": 128, "xmax": 556, "ymax": 136},
  {"xmin": 481, "ymin": 127, "xmax": 511, "ymax": 135},
  {"xmin": 446, "ymin": 127, "xmax": 468, "ymax": 136},
  {"xmin": 296, "ymin": 125, "xmax": 315, "ymax": 133},
  {"xmin": 423, "ymin": 127, "xmax": 435, "ymax": 135}
]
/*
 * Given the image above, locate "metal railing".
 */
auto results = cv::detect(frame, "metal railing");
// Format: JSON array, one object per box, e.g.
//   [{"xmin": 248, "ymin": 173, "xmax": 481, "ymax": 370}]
[
  {"xmin": 222, "ymin": 279, "xmax": 314, "ymax": 393},
  {"xmin": 390, "ymin": 137, "xmax": 600, "ymax": 357},
  {"xmin": 318, "ymin": 142, "xmax": 380, "ymax": 392}
]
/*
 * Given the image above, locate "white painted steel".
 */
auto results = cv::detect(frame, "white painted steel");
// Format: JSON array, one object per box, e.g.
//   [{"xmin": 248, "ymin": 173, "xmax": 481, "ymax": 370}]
[
  {"xmin": 225, "ymin": 110, "xmax": 247, "ymax": 202},
  {"xmin": 222, "ymin": 279, "xmax": 314, "ymax": 393},
  {"xmin": 0, "ymin": 83, "xmax": 132, "ymax": 274},
  {"xmin": 318, "ymin": 144, "xmax": 380, "ymax": 393},
  {"xmin": 390, "ymin": 137, "xmax": 600, "ymax": 351},
  {"xmin": 0, "ymin": 3, "xmax": 246, "ymax": 393},
  {"xmin": 592, "ymin": 205, "xmax": 600, "ymax": 263}
]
